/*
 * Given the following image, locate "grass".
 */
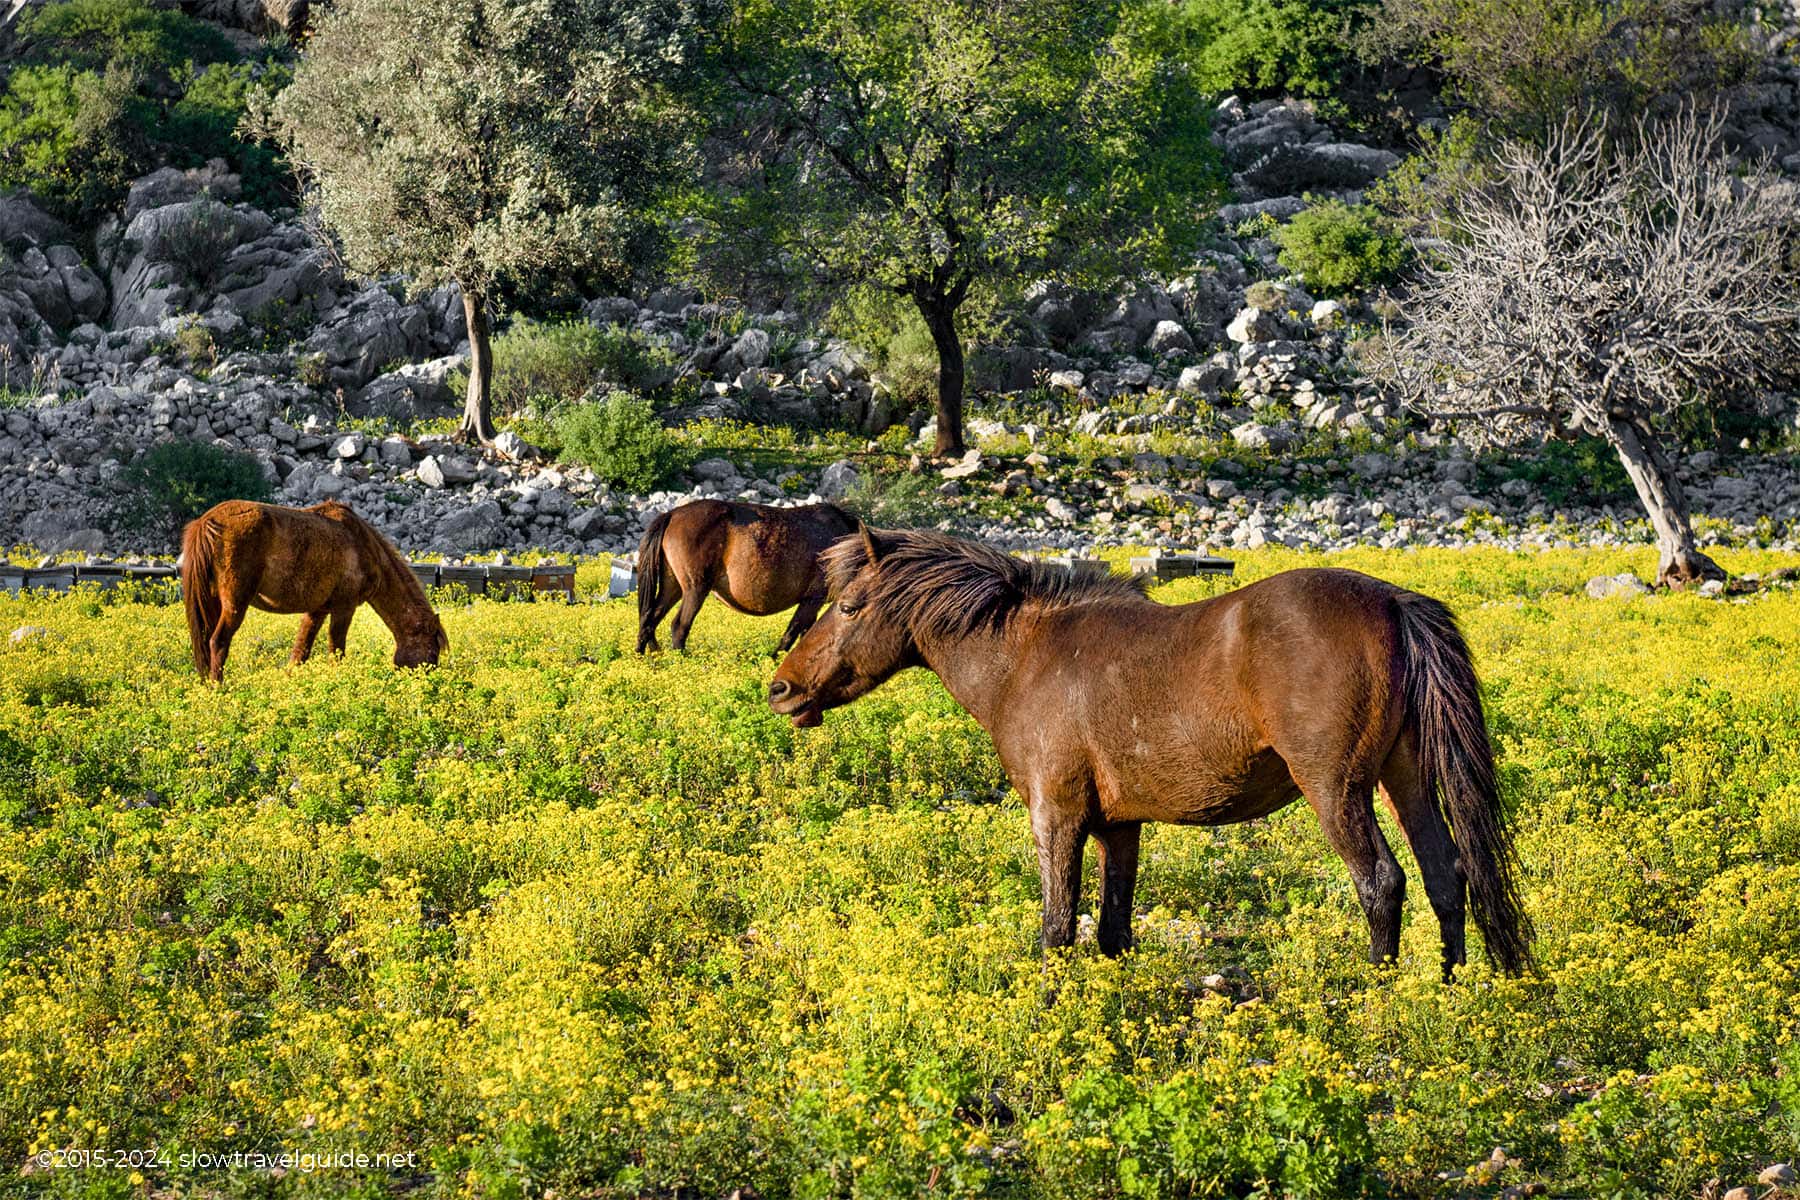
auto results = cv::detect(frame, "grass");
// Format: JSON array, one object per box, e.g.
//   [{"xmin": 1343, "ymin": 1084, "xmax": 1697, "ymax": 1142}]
[{"xmin": 2, "ymin": 545, "xmax": 1798, "ymax": 1197}]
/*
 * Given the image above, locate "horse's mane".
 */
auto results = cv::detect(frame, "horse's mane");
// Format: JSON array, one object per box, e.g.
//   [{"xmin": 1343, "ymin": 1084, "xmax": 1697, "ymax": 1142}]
[
  {"xmin": 312, "ymin": 500, "xmax": 429, "ymax": 607},
  {"xmin": 822, "ymin": 528, "xmax": 1150, "ymax": 640}
]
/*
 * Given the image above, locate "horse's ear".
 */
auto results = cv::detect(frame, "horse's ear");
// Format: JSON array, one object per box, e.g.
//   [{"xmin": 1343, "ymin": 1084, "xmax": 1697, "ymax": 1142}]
[{"xmin": 859, "ymin": 522, "xmax": 884, "ymax": 569}]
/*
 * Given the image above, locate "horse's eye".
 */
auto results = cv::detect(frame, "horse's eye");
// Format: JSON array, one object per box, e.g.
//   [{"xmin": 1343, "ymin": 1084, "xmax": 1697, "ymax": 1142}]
[{"xmin": 838, "ymin": 602, "xmax": 861, "ymax": 619}]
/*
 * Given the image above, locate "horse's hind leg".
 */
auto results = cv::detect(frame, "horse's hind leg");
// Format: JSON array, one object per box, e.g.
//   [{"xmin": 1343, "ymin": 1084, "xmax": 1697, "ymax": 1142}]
[
  {"xmin": 1093, "ymin": 821, "xmax": 1142, "ymax": 956},
  {"xmin": 775, "ymin": 595, "xmax": 825, "ymax": 654},
  {"xmin": 1380, "ymin": 736, "xmax": 1466, "ymax": 981},
  {"xmin": 206, "ymin": 571, "xmax": 259, "ymax": 682},
  {"xmin": 290, "ymin": 610, "xmax": 328, "ymax": 666},
  {"xmin": 638, "ymin": 580, "xmax": 680, "ymax": 654},
  {"xmin": 1295, "ymin": 767, "xmax": 1406, "ymax": 966}
]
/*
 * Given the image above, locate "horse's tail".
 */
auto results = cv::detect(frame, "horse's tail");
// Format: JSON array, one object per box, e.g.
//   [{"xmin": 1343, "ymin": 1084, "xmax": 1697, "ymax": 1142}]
[
  {"xmin": 180, "ymin": 514, "xmax": 223, "ymax": 677},
  {"xmin": 635, "ymin": 509, "xmax": 673, "ymax": 651},
  {"xmin": 1394, "ymin": 591, "xmax": 1535, "ymax": 975}
]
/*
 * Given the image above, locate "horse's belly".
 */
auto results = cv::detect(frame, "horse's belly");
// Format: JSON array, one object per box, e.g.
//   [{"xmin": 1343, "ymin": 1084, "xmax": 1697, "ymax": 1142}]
[{"xmin": 1100, "ymin": 749, "xmax": 1300, "ymax": 826}]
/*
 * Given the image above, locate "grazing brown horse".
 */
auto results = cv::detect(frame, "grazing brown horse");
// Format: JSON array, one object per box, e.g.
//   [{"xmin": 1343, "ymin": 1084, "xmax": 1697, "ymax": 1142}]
[
  {"xmin": 180, "ymin": 499, "xmax": 447, "ymax": 682},
  {"xmin": 769, "ymin": 528, "xmax": 1533, "ymax": 979},
  {"xmin": 636, "ymin": 499, "xmax": 861, "ymax": 654}
]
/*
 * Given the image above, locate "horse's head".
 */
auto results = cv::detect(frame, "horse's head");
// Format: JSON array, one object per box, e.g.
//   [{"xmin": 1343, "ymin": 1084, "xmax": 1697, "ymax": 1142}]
[
  {"xmin": 394, "ymin": 611, "xmax": 448, "ymax": 668},
  {"xmin": 769, "ymin": 525, "xmax": 917, "ymax": 728}
]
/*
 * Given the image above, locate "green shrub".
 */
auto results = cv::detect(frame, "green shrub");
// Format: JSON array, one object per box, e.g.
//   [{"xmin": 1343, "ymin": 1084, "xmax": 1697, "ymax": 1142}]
[
  {"xmin": 17, "ymin": 0, "xmax": 237, "ymax": 71},
  {"xmin": 1358, "ymin": 0, "xmax": 1757, "ymax": 135},
  {"xmin": 1174, "ymin": 0, "xmax": 1373, "ymax": 100},
  {"xmin": 116, "ymin": 438, "xmax": 271, "ymax": 535},
  {"xmin": 1273, "ymin": 200, "xmax": 1408, "ymax": 295},
  {"xmin": 843, "ymin": 468, "xmax": 939, "ymax": 527},
  {"xmin": 554, "ymin": 391, "xmax": 677, "ymax": 492},
  {"xmin": 488, "ymin": 319, "xmax": 682, "ymax": 417},
  {"xmin": 0, "ymin": 0, "xmax": 290, "ymax": 225}
]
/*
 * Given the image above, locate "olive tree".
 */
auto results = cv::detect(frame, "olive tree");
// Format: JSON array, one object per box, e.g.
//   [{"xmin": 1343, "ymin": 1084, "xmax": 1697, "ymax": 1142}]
[
  {"xmin": 706, "ymin": 0, "xmax": 1219, "ymax": 457},
  {"xmin": 270, "ymin": 0, "xmax": 713, "ymax": 442},
  {"xmin": 1379, "ymin": 106, "xmax": 1800, "ymax": 586}
]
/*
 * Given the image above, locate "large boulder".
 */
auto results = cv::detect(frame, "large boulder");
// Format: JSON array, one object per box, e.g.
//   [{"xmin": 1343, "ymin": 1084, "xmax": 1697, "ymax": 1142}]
[
  {"xmin": 304, "ymin": 286, "xmax": 440, "ymax": 388},
  {"xmin": 351, "ymin": 354, "xmax": 467, "ymax": 422},
  {"xmin": 0, "ymin": 192, "xmax": 71, "ymax": 249},
  {"xmin": 123, "ymin": 160, "xmax": 242, "ymax": 223},
  {"xmin": 1235, "ymin": 142, "xmax": 1400, "ymax": 197},
  {"xmin": 435, "ymin": 500, "xmax": 507, "ymax": 553},
  {"xmin": 104, "ymin": 197, "xmax": 274, "ymax": 328}
]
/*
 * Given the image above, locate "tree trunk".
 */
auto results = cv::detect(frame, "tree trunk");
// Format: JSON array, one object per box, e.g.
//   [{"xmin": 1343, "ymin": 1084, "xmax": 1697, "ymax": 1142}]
[
  {"xmin": 457, "ymin": 289, "xmax": 497, "ymax": 444},
  {"xmin": 1604, "ymin": 415, "xmax": 1725, "ymax": 587},
  {"xmin": 918, "ymin": 298, "xmax": 966, "ymax": 459}
]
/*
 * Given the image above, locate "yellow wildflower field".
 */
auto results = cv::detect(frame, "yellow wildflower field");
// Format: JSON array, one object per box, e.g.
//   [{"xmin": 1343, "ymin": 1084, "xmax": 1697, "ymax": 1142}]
[{"xmin": 1, "ymin": 545, "xmax": 1797, "ymax": 1198}]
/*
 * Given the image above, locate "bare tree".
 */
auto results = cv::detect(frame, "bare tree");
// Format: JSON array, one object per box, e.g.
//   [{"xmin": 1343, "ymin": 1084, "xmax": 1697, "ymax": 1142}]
[{"xmin": 1379, "ymin": 105, "xmax": 1800, "ymax": 586}]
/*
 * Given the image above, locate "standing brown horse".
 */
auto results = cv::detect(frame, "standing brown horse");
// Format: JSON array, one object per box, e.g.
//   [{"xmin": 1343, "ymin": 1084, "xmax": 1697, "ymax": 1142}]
[
  {"xmin": 769, "ymin": 528, "xmax": 1533, "ymax": 979},
  {"xmin": 636, "ymin": 499, "xmax": 861, "ymax": 654},
  {"xmin": 180, "ymin": 499, "xmax": 448, "ymax": 681}
]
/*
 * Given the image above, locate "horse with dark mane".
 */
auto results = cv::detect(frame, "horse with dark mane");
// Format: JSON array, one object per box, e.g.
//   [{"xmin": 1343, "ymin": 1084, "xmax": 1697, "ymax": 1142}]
[
  {"xmin": 769, "ymin": 528, "xmax": 1533, "ymax": 979},
  {"xmin": 636, "ymin": 499, "xmax": 861, "ymax": 654},
  {"xmin": 180, "ymin": 499, "xmax": 448, "ymax": 681}
]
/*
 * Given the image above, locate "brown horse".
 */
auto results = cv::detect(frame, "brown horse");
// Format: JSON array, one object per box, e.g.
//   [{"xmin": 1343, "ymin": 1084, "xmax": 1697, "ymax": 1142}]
[
  {"xmin": 180, "ymin": 499, "xmax": 448, "ymax": 682},
  {"xmin": 769, "ymin": 528, "xmax": 1533, "ymax": 979},
  {"xmin": 636, "ymin": 499, "xmax": 861, "ymax": 654}
]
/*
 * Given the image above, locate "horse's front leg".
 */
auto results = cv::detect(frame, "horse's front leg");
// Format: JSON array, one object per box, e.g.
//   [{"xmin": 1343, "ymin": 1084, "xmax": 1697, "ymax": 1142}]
[
  {"xmin": 1093, "ymin": 822, "xmax": 1142, "ymax": 956},
  {"xmin": 327, "ymin": 608, "xmax": 354, "ymax": 656},
  {"xmin": 1030, "ymin": 793, "xmax": 1088, "ymax": 950},
  {"xmin": 290, "ymin": 610, "xmax": 327, "ymax": 666}
]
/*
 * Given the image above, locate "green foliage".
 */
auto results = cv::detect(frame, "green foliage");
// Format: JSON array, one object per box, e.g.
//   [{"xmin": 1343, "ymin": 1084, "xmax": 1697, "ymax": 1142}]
[
  {"xmin": 1030, "ymin": 1064, "xmax": 1376, "ymax": 1198},
  {"xmin": 704, "ymin": 0, "xmax": 1224, "ymax": 331},
  {"xmin": 554, "ymin": 391, "xmax": 678, "ymax": 492},
  {"xmin": 487, "ymin": 319, "xmax": 682, "ymax": 416},
  {"xmin": 271, "ymin": 0, "xmax": 715, "ymax": 304},
  {"xmin": 1485, "ymin": 437, "xmax": 1634, "ymax": 507},
  {"xmin": 115, "ymin": 439, "xmax": 270, "ymax": 535},
  {"xmin": 843, "ymin": 468, "xmax": 941, "ymax": 527},
  {"xmin": 1172, "ymin": 0, "xmax": 1373, "ymax": 99},
  {"xmin": 1359, "ymin": 0, "xmax": 1759, "ymax": 135},
  {"xmin": 0, "ymin": 0, "xmax": 290, "ymax": 225},
  {"xmin": 17, "ymin": 0, "xmax": 237, "ymax": 71},
  {"xmin": 1273, "ymin": 200, "xmax": 1409, "ymax": 294}
]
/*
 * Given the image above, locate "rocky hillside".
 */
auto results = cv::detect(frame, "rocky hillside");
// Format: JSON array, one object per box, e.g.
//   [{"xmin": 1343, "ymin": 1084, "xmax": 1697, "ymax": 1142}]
[{"xmin": 3, "ymin": 91, "xmax": 1799, "ymax": 563}]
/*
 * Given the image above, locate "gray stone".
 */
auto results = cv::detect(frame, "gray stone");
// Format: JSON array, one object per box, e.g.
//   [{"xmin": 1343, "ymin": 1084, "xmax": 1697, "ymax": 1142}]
[
  {"xmin": 332, "ymin": 432, "xmax": 367, "ymax": 460},
  {"xmin": 377, "ymin": 437, "xmax": 413, "ymax": 467},
  {"xmin": 1586, "ymin": 573, "xmax": 1651, "ymax": 600},
  {"xmin": 1045, "ymin": 497, "xmax": 1077, "ymax": 523},
  {"xmin": 417, "ymin": 456, "xmax": 448, "ymax": 488},
  {"xmin": 435, "ymin": 501, "xmax": 506, "ymax": 553},
  {"xmin": 9, "ymin": 625, "xmax": 49, "ymax": 647},
  {"xmin": 1226, "ymin": 307, "xmax": 1280, "ymax": 344},
  {"xmin": 726, "ymin": 327, "xmax": 772, "ymax": 374},
  {"xmin": 492, "ymin": 430, "xmax": 531, "ymax": 461},
  {"xmin": 818, "ymin": 459, "xmax": 860, "ymax": 500},
  {"xmin": 691, "ymin": 456, "xmax": 738, "ymax": 481}
]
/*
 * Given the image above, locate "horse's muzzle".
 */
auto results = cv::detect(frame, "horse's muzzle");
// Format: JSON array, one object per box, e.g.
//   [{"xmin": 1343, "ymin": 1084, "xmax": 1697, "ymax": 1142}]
[{"xmin": 767, "ymin": 679, "xmax": 822, "ymax": 728}]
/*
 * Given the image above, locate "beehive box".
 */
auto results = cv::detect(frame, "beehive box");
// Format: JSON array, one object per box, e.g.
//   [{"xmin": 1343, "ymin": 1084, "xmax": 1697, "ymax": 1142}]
[
  {"xmin": 1128, "ymin": 552, "xmax": 1235, "ymax": 580},
  {"xmin": 608, "ymin": 561, "xmax": 638, "ymax": 598},
  {"xmin": 437, "ymin": 565, "xmax": 488, "ymax": 595},
  {"xmin": 487, "ymin": 565, "xmax": 536, "ymax": 601},
  {"xmin": 408, "ymin": 562, "xmax": 441, "ymax": 592},
  {"xmin": 531, "ymin": 564, "xmax": 577, "ymax": 603}
]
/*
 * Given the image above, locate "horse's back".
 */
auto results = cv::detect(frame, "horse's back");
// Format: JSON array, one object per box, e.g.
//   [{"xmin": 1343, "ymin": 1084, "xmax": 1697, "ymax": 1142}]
[{"xmin": 1010, "ymin": 568, "xmax": 1412, "ymax": 824}]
